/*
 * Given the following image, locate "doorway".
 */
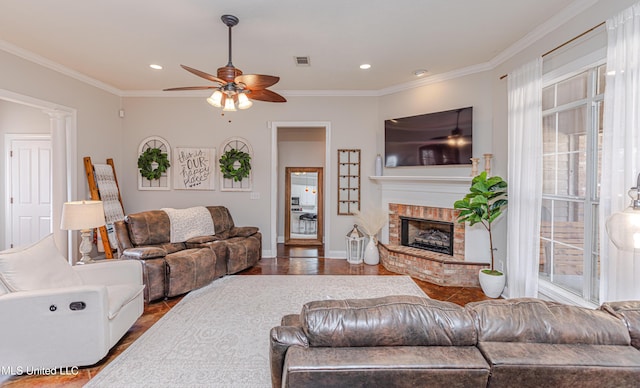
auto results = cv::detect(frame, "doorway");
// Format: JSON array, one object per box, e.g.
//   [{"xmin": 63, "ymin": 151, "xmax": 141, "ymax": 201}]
[
  {"xmin": 0, "ymin": 89, "xmax": 77, "ymax": 257},
  {"xmin": 271, "ymin": 122, "xmax": 331, "ymax": 258},
  {"xmin": 285, "ymin": 167, "xmax": 323, "ymax": 246}
]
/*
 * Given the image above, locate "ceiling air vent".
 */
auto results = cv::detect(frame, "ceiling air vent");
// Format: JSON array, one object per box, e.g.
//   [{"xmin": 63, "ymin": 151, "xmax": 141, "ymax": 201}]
[{"xmin": 294, "ymin": 56, "xmax": 310, "ymax": 66}]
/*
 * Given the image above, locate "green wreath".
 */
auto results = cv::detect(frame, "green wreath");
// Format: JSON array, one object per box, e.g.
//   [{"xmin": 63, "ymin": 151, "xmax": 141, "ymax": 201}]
[
  {"xmin": 219, "ymin": 149, "xmax": 251, "ymax": 182},
  {"xmin": 137, "ymin": 148, "xmax": 170, "ymax": 180}
]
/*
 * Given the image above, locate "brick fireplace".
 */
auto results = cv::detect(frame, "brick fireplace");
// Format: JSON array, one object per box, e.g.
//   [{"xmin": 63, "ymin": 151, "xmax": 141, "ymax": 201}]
[{"xmin": 371, "ymin": 176, "xmax": 489, "ymax": 287}]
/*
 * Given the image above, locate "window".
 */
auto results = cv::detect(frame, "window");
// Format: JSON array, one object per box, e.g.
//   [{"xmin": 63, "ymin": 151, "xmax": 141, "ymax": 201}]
[{"xmin": 539, "ymin": 63, "xmax": 605, "ymax": 304}]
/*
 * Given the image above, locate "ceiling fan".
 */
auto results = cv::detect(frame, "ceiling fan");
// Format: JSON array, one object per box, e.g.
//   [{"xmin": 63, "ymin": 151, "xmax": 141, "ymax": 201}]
[{"xmin": 164, "ymin": 14, "xmax": 286, "ymax": 111}]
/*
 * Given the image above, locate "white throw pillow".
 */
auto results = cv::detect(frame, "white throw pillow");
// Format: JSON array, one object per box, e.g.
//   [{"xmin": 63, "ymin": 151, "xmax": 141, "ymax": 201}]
[{"xmin": 0, "ymin": 234, "xmax": 82, "ymax": 292}]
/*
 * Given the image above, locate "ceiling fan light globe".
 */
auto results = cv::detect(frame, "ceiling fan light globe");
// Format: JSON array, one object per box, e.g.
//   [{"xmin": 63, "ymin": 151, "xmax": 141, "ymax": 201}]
[
  {"xmin": 237, "ymin": 93, "xmax": 253, "ymax": 109},
  {"xmin": 207, "ymin": 90, "xmax": 223, "ymax": 107},
  {"xmin": 223, "ymin": 96, "xmax": 237, "ymax": 111}
]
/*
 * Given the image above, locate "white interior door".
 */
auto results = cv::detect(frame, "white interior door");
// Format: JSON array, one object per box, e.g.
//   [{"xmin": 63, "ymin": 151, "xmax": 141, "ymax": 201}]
[{"xmin": 6, "ymin": 136, "xmax": 52, "ymax": 249}]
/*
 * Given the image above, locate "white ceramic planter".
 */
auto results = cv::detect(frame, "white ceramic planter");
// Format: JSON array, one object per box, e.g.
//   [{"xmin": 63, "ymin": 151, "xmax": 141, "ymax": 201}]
[{"xmin": 478, "ymin": 270, "xmax": 505, "ymax": 298}]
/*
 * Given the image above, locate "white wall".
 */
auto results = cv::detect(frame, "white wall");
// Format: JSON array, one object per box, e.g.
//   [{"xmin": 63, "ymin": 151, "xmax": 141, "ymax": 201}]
[
  {"xmin": 0, "ymin": 50, "xmax": 124, "ymax": 196},
  {"xmin": 379, "ymin": 72, "xmax": 494, "ymax": 177}
]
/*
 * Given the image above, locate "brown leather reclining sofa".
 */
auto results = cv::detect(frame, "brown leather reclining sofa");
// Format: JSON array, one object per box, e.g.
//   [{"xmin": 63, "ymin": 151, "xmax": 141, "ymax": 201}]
[
  {"xmin": 270, "ymin": 296, "xmax": 640, "ymax": 388},
  {"xmin": 114, "ymin": 205, "xmax": 261, "ymax": 302}
]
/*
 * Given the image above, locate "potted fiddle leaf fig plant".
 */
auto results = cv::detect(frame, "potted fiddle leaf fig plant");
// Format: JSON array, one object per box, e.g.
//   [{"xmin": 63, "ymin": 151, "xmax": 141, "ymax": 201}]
[{"xmin": 454, "ymin": 171, "xmax": 508, "ymax": 298}]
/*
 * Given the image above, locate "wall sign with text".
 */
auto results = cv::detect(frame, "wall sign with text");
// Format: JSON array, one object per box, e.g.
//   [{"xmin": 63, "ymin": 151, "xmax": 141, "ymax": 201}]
[{"xmin": 173, "ymin": 147, "xmax": 216, "ymax": 190}]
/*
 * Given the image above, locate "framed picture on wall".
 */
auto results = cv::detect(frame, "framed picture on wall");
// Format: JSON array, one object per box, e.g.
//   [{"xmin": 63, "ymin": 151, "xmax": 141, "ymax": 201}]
[{"xmin": 173, "ymin": 147, "xmax": 216, "ymax": 190}]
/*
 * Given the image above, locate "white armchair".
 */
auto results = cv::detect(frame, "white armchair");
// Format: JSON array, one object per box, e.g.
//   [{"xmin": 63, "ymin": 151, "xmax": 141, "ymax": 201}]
[{"xmin": 0, "ymin": 234, "xmax": 144, "ymax": 371}]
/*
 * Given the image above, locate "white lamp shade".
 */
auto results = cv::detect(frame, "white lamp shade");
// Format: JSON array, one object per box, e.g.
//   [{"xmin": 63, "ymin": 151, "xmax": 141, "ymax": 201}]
[
  {"xmin": 237, "ymin": 93, "xmax": 253, "ymax": 110},
  {"xmin": 223, "ymin": 96, "xmax": 237, "ymax": 111},
  {"xmin": 206, "ymin": 90, "xmax": 223, "ymax": 107},
  {"xmin": 606, "ymin": 206, "xmax": 640, "ymax": 250},
  {"xmin": 60, "ymin": 200, "xmax": 106, "ymax": 230}
]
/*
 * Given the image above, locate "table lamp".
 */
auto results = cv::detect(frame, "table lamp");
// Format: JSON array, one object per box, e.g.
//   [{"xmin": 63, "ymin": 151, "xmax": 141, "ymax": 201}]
[
  {"xmin": 606, "ymin": 174, "xmax": 640, "ymax": 251},
  {"xmin": 60, "ymin": 200, "xmax": 106, "ymax": 264}
]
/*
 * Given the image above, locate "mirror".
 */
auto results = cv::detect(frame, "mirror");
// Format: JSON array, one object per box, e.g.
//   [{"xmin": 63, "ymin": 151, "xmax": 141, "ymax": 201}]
[{"xmin": 285, "ymin": 167, "xmax": 323, "ymax": 246}]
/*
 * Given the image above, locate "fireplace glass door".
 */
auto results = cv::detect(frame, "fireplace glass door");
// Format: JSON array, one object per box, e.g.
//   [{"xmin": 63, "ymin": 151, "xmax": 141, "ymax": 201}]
[{"xmin": 401, "ymin": 217, "xmax": 454, "ymax": 255}]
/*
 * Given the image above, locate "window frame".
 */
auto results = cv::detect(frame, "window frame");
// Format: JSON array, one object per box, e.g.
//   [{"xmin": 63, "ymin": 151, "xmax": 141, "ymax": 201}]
[{"xmin": 538, "ymin": 56, "xmax": 606, "ymax": 308}]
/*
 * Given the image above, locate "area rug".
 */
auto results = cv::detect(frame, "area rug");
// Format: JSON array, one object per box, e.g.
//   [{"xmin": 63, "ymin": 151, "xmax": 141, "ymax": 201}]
[{"xmin": 86, "ymin": 275, "xmax": 426, "ymax": 388}]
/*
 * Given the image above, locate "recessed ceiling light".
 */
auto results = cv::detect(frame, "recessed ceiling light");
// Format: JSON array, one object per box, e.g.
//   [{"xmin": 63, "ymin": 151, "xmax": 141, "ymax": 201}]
[
  {"xmin": 360, "ymin": 64, "xmax": 371, "ymax": 70},
  {"xmin": 413, "ymin": 69, "xmax": 428, "ymax": 77},
  {"xmin": 149, "ymin": 64, "xmax": 163, "ymax": 70}
]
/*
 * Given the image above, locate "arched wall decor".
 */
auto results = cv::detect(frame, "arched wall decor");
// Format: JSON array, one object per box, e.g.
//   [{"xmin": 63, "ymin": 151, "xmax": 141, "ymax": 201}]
[
  {"xmin": 137, "ymin": 136, "xmax": 171, "ymax": 190},
  {"xmin": 219, "ymin": 136, "xmax": 253, "ymax": 192}
]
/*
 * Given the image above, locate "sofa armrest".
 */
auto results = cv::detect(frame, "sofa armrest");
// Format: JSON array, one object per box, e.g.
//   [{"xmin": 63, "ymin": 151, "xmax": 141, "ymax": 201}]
[
  {"xmin": 0, "ymin": 285, "xmax": 110, "ymax": 369},
  {"xmin": 74, "ymin": 260, "xmax": 143, "ymax": 287},
  {"xmin": 230, "ymin": 226, "xmax": 259, "ymax": 238},
  {"xmin": 121, "ymin": 247, "xmax": 167, "ymax": 260},
  {"xmin": 270, "ymin": 325, "xmax": 309, "ymax": 388},
  {"xmin": 601, "ymin": 301, "xmax": 640, "ymax": 350},
  {"xmin": 113, "ymin": 220, "xmax": 133, "ymax": 252}
]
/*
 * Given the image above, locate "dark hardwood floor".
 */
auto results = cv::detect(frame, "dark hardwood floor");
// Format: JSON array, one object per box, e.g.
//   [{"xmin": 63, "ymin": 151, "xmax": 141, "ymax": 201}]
[{"xmin": 2, "ymin": 244, "xmax": 490, "ymax": 387}]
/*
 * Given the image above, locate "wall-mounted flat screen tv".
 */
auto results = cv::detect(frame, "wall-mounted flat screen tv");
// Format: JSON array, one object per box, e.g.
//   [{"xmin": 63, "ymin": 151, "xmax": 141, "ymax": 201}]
[{"xmin": 385, "ymin": 107, "xmax": 472, "ymax": 167}]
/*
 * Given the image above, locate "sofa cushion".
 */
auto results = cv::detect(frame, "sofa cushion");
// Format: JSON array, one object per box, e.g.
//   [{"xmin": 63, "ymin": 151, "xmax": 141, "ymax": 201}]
[
  {"xmin": 164, "ymin": 248, "xmax": 216, "ymax": 297},
  {"xmin": 477, "ymin": 342, "xmax": 640, "ymax": 388},
  {"xmin": 301, "ymin": 295, "xmax": 477, "ymax": 347},
  {"xmin": 283, "ymin": 346, "xmax": 490, "ymax": 388},
  {"xmin": 126, "ymin": 210, "xmax": 171, "ymax": 246},
  {"xmin": 0, "ymin": 234, "xmax": 82, "ymax": 292},
  {"xmin": 186, "ymin": 235, "xmax": 221, "ymax": 244},
  {"xmin": 207, "ymin": 206, "xmax": 235, "ymax": 234},
  {"xmin": 225, "ymin": 235, "xmax": 261, "ymax": 274},
  {"xmin": 601, "ymin": 301, "xmax": 640, "ymax": 350},
  {"xmin": 466, "ymin": 298, "xmax": 630, "ymax": 345},
  {"xmin": 107, "ymin": 284, "xmax": 145, "ymax": 319}
]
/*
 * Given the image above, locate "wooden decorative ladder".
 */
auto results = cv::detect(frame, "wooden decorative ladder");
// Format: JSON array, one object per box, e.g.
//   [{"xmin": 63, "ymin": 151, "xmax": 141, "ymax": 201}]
[{"xmin": 83, "ymin": 157, "xmax": 124, "ymax": 259}]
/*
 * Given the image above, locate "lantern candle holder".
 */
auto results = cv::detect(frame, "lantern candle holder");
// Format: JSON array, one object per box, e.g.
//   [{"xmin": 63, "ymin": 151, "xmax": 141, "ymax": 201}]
[{"xmin": 345, "ymin": 224, "xmax": 366, "ymax": 264}]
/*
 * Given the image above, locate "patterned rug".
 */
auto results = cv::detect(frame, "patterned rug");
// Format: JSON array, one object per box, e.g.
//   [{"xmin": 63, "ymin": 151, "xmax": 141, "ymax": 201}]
[{"xmin": 86, "ymin": 275, "xmax": 426, "ymax": 387}]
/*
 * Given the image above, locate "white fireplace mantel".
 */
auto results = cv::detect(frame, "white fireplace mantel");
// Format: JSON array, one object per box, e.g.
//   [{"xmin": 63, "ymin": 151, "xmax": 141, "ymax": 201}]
[{"xmin": 369, "ymin": 175, "xmax": 472, "ymax": 184}]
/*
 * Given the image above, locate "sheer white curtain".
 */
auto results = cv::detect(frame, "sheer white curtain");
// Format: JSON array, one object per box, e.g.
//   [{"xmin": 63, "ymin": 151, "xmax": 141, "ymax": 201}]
[
  {"xmin": 600, "ymin": 2, "xmax": 640, "ymax": 302},
  {"xmin": 506, "ymin": 57, "xmax": 543, "ymax": 298}
]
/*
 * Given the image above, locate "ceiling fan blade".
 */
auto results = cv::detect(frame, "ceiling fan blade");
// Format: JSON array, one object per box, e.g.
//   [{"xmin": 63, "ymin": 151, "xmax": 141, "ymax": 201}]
[
  {"xmin": 180, "ymin": 65, "xmax": 227, "ymax": 85},
  {"xmin": 248, "ymin": 89, "xmax": 287, "ymax": 103},
  {"xmin": 163, "ymin": 86, "xmax": 217, "ymax": 91},
  {"xmin": 235, "ymin": 74, "xmax": 280, "ymax": 90}
]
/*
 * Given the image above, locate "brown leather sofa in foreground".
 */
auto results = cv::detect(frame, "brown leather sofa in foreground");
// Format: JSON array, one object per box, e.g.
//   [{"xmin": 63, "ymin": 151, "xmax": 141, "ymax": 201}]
[
  {"xmin": 114, "ymin": 206, "xmax": 261, "ymax": 302},
  {"xmin": 270, "ymin": 296, "xmax": 640, "ymax": 388}
]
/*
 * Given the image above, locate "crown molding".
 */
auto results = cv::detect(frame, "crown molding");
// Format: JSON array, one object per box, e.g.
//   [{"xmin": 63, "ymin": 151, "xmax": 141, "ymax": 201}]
[
  {"xmin": 488, "ymin": 0, "xmax": 601, "ymax": 67},
  {"xmin": 1, "ymin": 0, "xmax": 601, "ymax": 99},
  {"xmin": 122, "ymin": 89, "xmax": 380, "ymax": 98},
  {"xmin": 378, "ymin": 62, "xmax": 494, "ymax": 96},
  {"xmin": 0, "ymin": 39, "xmax": 122, "ymax": 96}
]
